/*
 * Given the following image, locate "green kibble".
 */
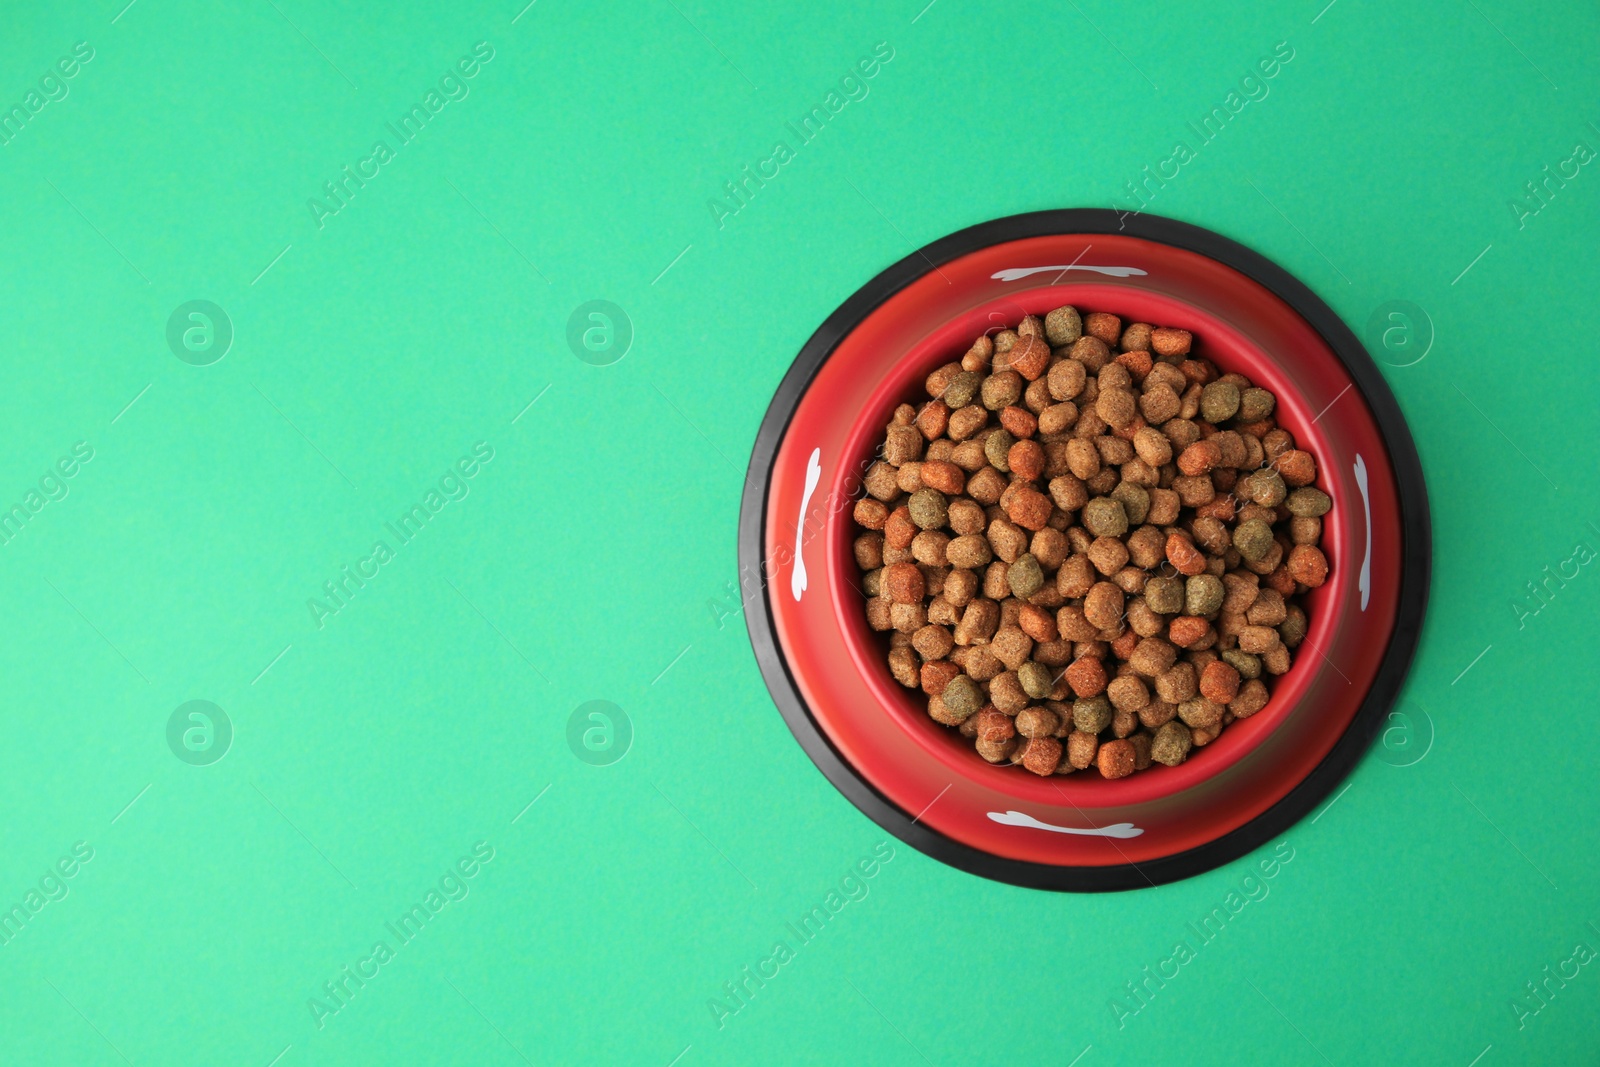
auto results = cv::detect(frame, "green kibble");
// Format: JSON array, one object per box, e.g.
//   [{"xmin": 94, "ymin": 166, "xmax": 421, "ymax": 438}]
[
  {"xmin": 984, "ymin": 429, "xmax": 1016, "ymax": 472},
  {"xmin": 1151, "ymin": 721, "xmax": 1192, "ymax": 766},
  {"xmin": 1018, "ymin": 661, "xmax": 1054, "ymax": 699},
  {"xmin": 981, "ymin": 371, "xmax": 1023, "ymax": 411},
  {"xmin": 1185, "ymin": 573, "xmax": 1225, "ymax": 616},
  {"xmin": 1221, "ymin": 648, "xmax": 1262, "ymax": 680},
  {"xmin": 1285, "ymin": 487, "xmax": 1332, "ymax": 517},
  {"xmin": 1279, "ymin": 606, "xmax": 1309, "ymax": 648},
  {"xmin": 1045, "ymin": 305, "xmax": 1083, "ymax": 346},
  {"xmin": 1007, "ymin": 553, "xmax": 1045, "ymax": 598},
  {"xmin": 1081, "ymin": 497, "xmax": 1129, "ymax": 538},
  {"xmin": 1243, "ymin": 468, "xmax": 1287, "ymax": 507},
  {"xmin": 1199, "ymin": 381, "xmax": 1240, "ymax": 423},
  {"xmin": 1145, "ymin": 575, "xmax": 1184, "ymax": 614},
  {"xmin": 1233, "ymin": 518, "xmax": 1275, "ymax": 562},
  {"xmin": 908, "ymin": 488, "xmax": 949, "ymax": 530},
  {"xmin": 943, "ymin": 370, "xmax": 982, "ymax": 409},
  {"xmin": 1110, "ymin": 482, "xmax": 1150, "ymax": 525},
  {"xmin": 1238, "ymin": 387, "xmax": 1275, "ymax": 422},
  {"xmin": 1073, "ymin": 694, "xmax": 1114, "ymax": 734},
  {"xmin": 941, "ymin": 675, "xmax": 982, "ymax": 719}
]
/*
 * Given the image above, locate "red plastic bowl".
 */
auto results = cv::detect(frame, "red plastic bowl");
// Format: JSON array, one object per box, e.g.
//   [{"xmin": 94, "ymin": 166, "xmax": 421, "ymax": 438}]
[{"xmin": 740, "ymin": 211, "xmax": 1429, "ymax": 891}]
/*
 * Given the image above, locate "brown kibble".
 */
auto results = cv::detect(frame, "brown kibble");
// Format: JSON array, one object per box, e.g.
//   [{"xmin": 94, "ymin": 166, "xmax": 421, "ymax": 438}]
[
  {"xmin": 853, "ymin": 498, "xmax": 888, "ymax": 530},
  {"xmin": 1232, "ymin": 679, "xmax": 1269, "ymax": 717},
  {"xmin": 975, "ymin": 707, "xmax": 1015, "ymax": 743},
  {"xmin": 1150, "ymin": 327, "xmax": 1192, "ymax": 357},
  {"xmin": 890, "ymin": 601, "xmax": 926, "ymax": 632},
  {"xmin": 1096, "ymin": 387, "xmax": 1138, "ymax": 430},
  {"xmin": 1237, "ymin": 625, "xmax": 1281, "ymax": 654},
  {"xmin": 1064, "ymin": 729, "xmax": 1097, "ymax": 770},
  {"xmin": 1155, "ymin": 662, "xmax": 1198, "ymax": 703},
  {"xmin": 1096, "ymin": 738, "xmax": 1135, "ymax": 779},
  {"xmin": 947, "ymin": 404, "xmax": 988, "ymax": 440},
  {"xmin": 925, "ymin": 362, "xmax": 962, "ymax": 399},
  {"xmin": 1083, "ymin": 582, "xmax": 1126, "ymax": 631},
  {"xmin": 887, "ymin": 647, "xmax": 919, "ymax": 688},
  {"xmin": 1106, "ymin": 675, "xmax": 1150, "ymax": 712},
  {"xmin": 975, "ymin": 736, "xmax": 1018, "ymax": 762},
  {"xmin": 953, "ymin": 598, "xmax": 1000, "ymax": 645},
  {"xmin": 1121, "ymin": 322, "xmax": 1154, "ymax": 352},
  {"xmin": 1085, "ymin": 311, "xmax": 1122, "ymax": 345},
  {"xmin": 946, "ymin": 534, "xmax": 992, "ymax": 570},
  {"xmin": 1016, "ymin": 706, "xmax": 1060, "ymax": 740}
]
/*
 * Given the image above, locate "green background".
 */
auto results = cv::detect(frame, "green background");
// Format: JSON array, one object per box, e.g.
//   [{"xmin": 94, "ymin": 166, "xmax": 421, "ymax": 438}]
[{"xmin": 1, "ymin": 0, "xmax": 1596, "ymax": 1064}]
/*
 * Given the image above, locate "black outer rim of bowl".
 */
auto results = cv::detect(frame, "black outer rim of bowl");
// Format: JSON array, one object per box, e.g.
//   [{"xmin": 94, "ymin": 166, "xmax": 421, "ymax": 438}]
[{"xmin": 738, "ymin": 209, "xmax": 1431, "ymax": 892}]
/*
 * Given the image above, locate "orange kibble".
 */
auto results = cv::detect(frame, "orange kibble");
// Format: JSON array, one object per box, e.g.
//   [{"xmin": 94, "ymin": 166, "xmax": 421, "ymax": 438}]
[
  {"xmin": 1199, "ymin": 660, "xmax": 1241, "ymax": 703},
  {"xmin": 1165, "ymin": 531, "xmax": 1207, "ymax": 576},
  {"xmin": 1168, "ymin": 615, "xmax": 1210, "ymax": 648},
  {"xmin": 1287, "ymin": 545, "xmax": 1329, "ymax": 587},
  {"xmin": 1177, "ymin": 439, "xmax": 1222, "ymax": 476},
  {"xmin": 1008, "ymin": 439, "xmax": 1046, "ymax": 482},
  {"xmin": 1064, "ymin": 656, "xmax": 1108, "ymax": 698}
]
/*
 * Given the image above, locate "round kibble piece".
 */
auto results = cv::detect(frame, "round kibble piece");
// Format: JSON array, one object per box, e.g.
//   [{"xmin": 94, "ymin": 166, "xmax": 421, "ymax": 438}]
[
  {"xmin": 1007, "ymin": 553, "xmax": 1045, "ymax": 598},
  {"xmin": 908, "ymin": 488, "xmax": 948, "ymax": 530},
  {"xmin": 1082, "ymin": 497, "xmax": 1129, "ymax": 538},
  {"xmin": 1232, "ymin": 518, "xmax": 1275, "ymax": 563},
  {"xmin": 1200, "ymin": 381, "xmax": 1240, "ymax": 423},
  {"xmin": 1151, "ymin": 721, "xmax": 1192, "ymax": 765}
]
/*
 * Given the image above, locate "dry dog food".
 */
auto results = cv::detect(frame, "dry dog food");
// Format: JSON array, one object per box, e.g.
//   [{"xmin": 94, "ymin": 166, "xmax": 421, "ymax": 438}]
[{"xmin": 853, "ymin": 308, "xmax": 1332, "ymax": 779}]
